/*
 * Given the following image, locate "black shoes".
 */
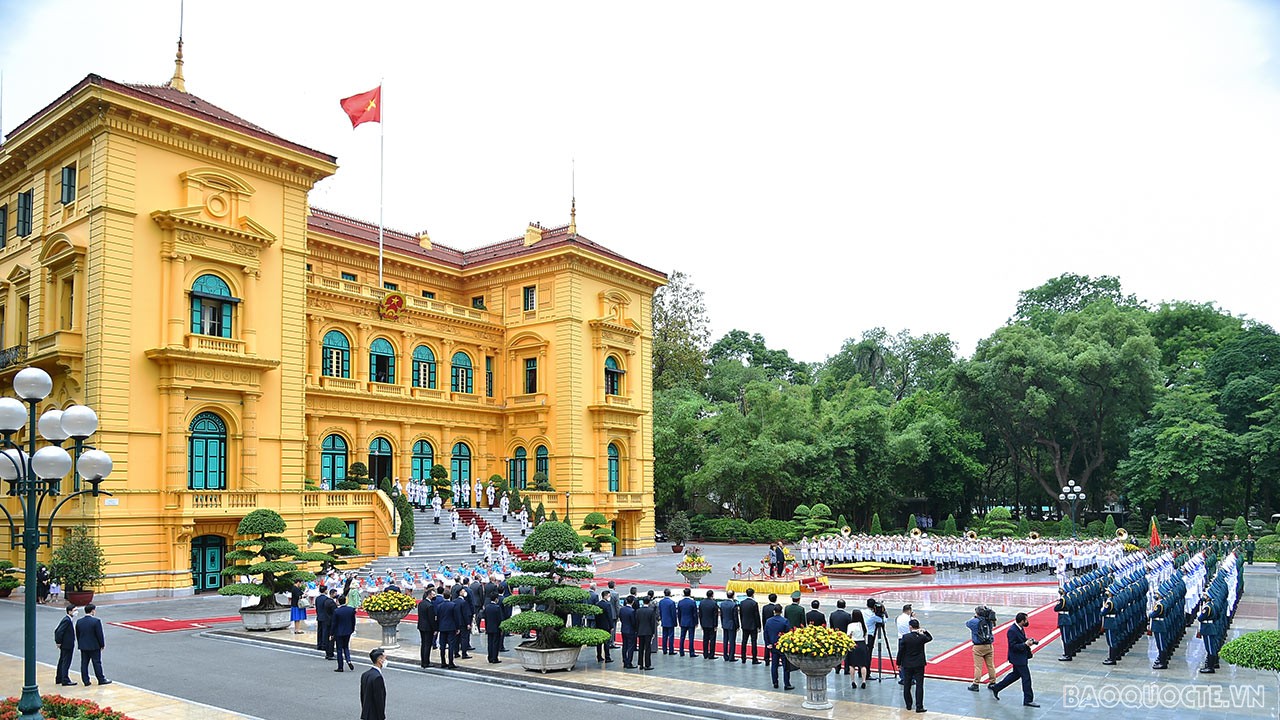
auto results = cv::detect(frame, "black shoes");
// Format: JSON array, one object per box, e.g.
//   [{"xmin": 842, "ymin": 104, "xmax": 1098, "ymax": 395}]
[
  {"xmin": 989, "ymin": 686, "xmax": 1000, "ymax": 701},
  {"xmin": 784, "ymin": 685, "xmax": 795, "ymax": 690},
  {"xmin": 968, "ymin": 683, "xmax": 979, "ymax": 691},
  {"xmin": 916, "ymin": 709, "xmax": 927, "ymax": 714},
  {"xmin": 1024, "ymin": 702, "xmax": 1040, "ymax": 708},
  {"xmin": 98, "ymin": 680, "xmax": 112, "ymax": 685},
  {"xmin": 1102, "ymin": 659, "xmax": 1116, "ymax": 665},
  {"xmin": 334, "ymin": 668, "xmax": 344, "ymax": 673},
  {"xmin": 58, "ymin": 681, "xmax": 76, "ymax": 686},
  {"xmin": 348, "ymin": 662, "xmax": 355, "ymax": 671}
]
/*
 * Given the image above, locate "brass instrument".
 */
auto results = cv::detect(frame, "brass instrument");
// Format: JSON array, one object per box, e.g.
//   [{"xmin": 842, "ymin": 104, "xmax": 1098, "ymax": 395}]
[
  {"xmin": 1029, "ymin": 531, "xmax": 1040, "ymax": 540},
  {"xmin": 966, "ymin": 530, "xmax": 978, "ymax": 540},
  {"xmin": 910, "ymin": 527, "xmax": 923, "ymax": 538},
  {"xmin": 1116, "ymin": 527, "xmax": 1129, "ymax": 541}
]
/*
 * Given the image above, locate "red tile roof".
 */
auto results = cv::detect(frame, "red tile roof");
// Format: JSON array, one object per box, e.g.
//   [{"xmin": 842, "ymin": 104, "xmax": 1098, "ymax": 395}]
[
  {"xmin": 307, "ymin": 208, "xmax": 666, "ymax": 280},
  {"xmin": 5, "ymin": 74, "xmax": 335, "ymax": 163}
]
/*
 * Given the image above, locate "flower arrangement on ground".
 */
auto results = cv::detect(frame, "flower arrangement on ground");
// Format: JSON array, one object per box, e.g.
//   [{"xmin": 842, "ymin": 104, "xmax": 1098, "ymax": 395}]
[
  {"xmin": 0, "ymin": 694, "xmax": 136, "ymax": 719},
  {"xmin": 500, "ymin": 521, "xmax": 610, "ymax": 649},
  {"xmin": 363, "ymin": 589, "xmax": 416, "ymax": 613},
  {"xmin": 775, "ymin": 624, "xmax": 857, "ymax": 658},
  {"xmin": 676, "ymin": 547, "xmax": 712, "ymax": 574}
]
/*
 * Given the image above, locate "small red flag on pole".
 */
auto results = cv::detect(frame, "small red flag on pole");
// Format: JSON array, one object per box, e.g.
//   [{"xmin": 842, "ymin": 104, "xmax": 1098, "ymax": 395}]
[
  {"xmin": 339, "ymin": 86, "xmax": 381, "ymax": 128},
  {"xmin": 1149, "ymin": 517, "xmax": 1161, "ymax": 548}
]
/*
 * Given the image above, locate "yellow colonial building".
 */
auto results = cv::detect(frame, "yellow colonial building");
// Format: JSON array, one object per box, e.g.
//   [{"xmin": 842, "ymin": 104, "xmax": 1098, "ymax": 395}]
[{"xmin": 0, "ymin": 70, "xmax": 663, "ymax": 598}]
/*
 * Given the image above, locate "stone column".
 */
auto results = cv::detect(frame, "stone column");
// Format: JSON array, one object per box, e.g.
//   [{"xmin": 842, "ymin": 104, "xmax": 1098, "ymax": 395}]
[
  {"xmin": 241, "ymin": 267, "xmax": 259, "ymax": 355},
  {"xmin": 166, "ymin": 252, "xmax": 189, "ymax": 347},
  {"xmin": 356, "ymin": 324, "xmax": 370, "ymax": 383},
  {"xmin": 399, "ymin": 421, "xmax": 413, "ymax": 481},
  {"xmin": 307, "ymin": 315, "xmax": 322, "ymax": 381},
  {"xmin": 306, "ymin": 413, "xmax": 320, "ymax": 483},
  {"xmin": 241, "ymin": 391, "xmax": 261, "ymax": 488},
  {"xmin": 164, "ymin": 386, "xmax": 187, "ymax": 497}
]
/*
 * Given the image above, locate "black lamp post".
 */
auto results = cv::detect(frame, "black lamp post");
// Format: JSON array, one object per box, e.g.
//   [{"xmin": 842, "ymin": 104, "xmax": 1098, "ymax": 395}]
[
  {"xmin": 0, "ymin": 367, "xmax": 113, "ymax": 720},
  {"xmin": 565, "ymin": 491, "xmax": 571, "ymax": 526},
  {"xmin": 1059, "ymin": 482, "xmax": 1086, "ymax": 540}
]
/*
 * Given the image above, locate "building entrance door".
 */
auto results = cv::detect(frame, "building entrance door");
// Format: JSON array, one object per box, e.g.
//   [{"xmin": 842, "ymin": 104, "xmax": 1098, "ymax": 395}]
[{"xmin": 191, "ymin": 535, "xmax": 225, "ymax": 593}]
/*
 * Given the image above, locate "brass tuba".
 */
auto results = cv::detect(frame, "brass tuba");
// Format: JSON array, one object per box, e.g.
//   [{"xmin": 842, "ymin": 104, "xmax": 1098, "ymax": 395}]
[
  {"xmin": 1029, "ymin": 531, "xmax": 1040, "ymax": 540},
  {"xmin": 966, "ymin": 530, "xmax": 978, "ymax": 540},
  {"xmin": 910, "ymin": 527, "xmax": 923, "ymax": 538},
  {"xmin": 1116, "ymin": 527, "xmax": 1129, "ymax": 541}
]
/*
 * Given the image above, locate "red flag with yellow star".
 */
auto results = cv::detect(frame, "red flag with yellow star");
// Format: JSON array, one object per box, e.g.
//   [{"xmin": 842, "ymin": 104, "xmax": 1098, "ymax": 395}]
[{"xmin": 339, "ymin": 86, "xmax": 381, "ymax": 128}]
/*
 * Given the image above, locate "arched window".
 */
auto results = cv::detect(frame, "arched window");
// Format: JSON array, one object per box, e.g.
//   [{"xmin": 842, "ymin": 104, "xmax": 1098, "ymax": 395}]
[
  {"xmin": 188, "ymin": 412, "xmax": 227, "ymax": 490},
  {"xmin": 605, "ymin": 356, "xmax": 624, "ymax": 396},
  {"xmin": 607, "ymin": 443, "xmax": 620, "ymax": 492},
  {"xmin": 368, "ymin": 437, "xmax": 393, "ymax": 484},
  {"xmin": 412, "ymin": 346, "xmax": 437, "ymax": 389},
  {"xmin": 321, "ymin": 434, "xmax": 348, "ymax": 489},
  {"xmin": 369, "ymin": 337, "xmax": 396, "ymax": 384},
  {"xmin": 535, "ymin": 445, "xmax": 549, "ymax": 481},
  {"xmin": 322, "ymin": 330, "xmax": 351, "ymax": 378},
  {"xmin": 190, "ymin": 274, "xmax": 236, "ymax": 338},
  {"xmin": 411, "ymin": 440, "xmax": 434, "ymax": 481},
  {"xmin": 451, "ymin": 442, "xmax": 471, "ymax": 507},
  {"xmin": 451, "ymin": 352, "xmax": 473, "ymax": 394},
  {"xmin": 508, "ymin": 447, "xmax": 528, "ymax": 490}
]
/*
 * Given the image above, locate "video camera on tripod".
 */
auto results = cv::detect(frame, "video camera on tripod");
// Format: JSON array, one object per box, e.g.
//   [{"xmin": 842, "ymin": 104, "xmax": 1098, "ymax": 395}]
[{"xmin": 868, "ymin": 598, "xmax": 889, "ymax": 618}]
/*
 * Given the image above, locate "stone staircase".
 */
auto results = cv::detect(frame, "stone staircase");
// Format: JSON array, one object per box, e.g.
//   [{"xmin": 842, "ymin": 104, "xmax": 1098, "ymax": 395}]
[{"xmin": 352, "ymin": 506, "xmax": 529, "ymax": 580}]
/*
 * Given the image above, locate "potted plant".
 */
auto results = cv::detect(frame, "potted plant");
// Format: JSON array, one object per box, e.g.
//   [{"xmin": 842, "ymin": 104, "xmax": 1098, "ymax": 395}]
[
  {"xmin": 666, "ymin": 511, "xmax": 692, "ymax": 553},
  {"xmin": 363, "ymin": 589, "xmax": 417, "ymax": 649},
  {"xmin": 429, "ymin": 463, "xmax": 453, "ymax": 506},
  {"xmin": 775, "ymin": 624, "xmax": 857, "ymax": 709},
  {"xmin": 218, "ymin": 509, "xmax": 336, "ymax": 630},
  {"xmin": 578, "ymin": 512, "xmax": 619, "ymax": 552},
  {"xmin": 500, "ymin": 521, "xmax": 610, "ymax": 672},
  {"xmin": 1220, "ymin": 630, "xmax": 1280, "ymax": 709},
  {"xmin": 308, "ymin": 517, "xmax": 358, "ymax": 572},
  {"xmin": 49, "ymin": 525, "xmax": 108, "ymax": 606},
  {"xmin": 347, "ymin": 461, "xmax": 370, "ymax": 489},
  {"xmin": 0, "ymin": 559, "xmax": 18, "ymax": 598},
  {"xmin": 676, "ymin": 547, "xmax": 712, "ymax": 587}
]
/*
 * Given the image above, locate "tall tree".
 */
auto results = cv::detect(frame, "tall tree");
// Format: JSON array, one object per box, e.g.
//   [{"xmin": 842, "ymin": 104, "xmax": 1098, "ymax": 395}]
[
  {"xmin": 652, "ymin": 270, "xmax": 711, "ymax": 391},
  {"xmin": 1013, "ymin": 273, "xmax": 1141, "ymax": 332},
  {"xmin": 953, "ymin": 300, "xmax": 1159, "ymax": 508}
]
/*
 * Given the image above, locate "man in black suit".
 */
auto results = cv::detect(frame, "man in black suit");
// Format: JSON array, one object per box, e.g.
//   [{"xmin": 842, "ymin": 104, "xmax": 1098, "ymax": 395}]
[
  {"xmin": 360, "ymin": 648, "xmax": 387, "ymax": 720},
  {"xmin": 595, "ymin": 590, "xmax": 617, "ymax": 663},
  {"xmin": 989, "ymin": 611, "xmax": 1040, "ymax": 707},
  {"xmin": 738, "ymin": 588, "xmax": 762, "ymax": 664},
  {"xmin": 315, "ymin": 587, "xmax": 336, "ymax": 660},
  {"xmin": 456, "ymin": 587, "xmax": 474, "ymax": 658},
  {"xmin": 436, "ymin": 593, "xmax": 461, "ymax": 668},
  {"xmin": 828, "ymin": 599, "xmax": 852, "ymax": 674},
  {"xmin": 332, "ymin": 595, "xmax": 358, "ymax": 672},
  {"xmin": 635, "ymin": 596, "xmax": 658, "ymax": 670},
  {"xmin": 53, "ymin": 605, "xmax": 77, "ymax": 686},
  {"xmin": 483, "ymin": 594, "xmax": 505, "ymax": 663},
  {"xmin": 698, "ymin": 590, "xmax": 719, "ymax": 659},
  {"xmin": 74, "ymin": 603, "xmax": 110, "ymax": 686},
  {"xmin": 896, "ymin": 618, "xmax": 932, "ymax": 713},
  {"xmin": 718, "ymin": 591, "xmax": 739, "ymax": 661},
  {"xmin": 618, "ymin": 596, "xmax": 638, "ymax": 669},
  {"xmin": 416, "ymin": 588, "xmax": 438, "ymax": 668},
  {"xmin": 806, "ymin": 600, "xmax": 827, "ymax": 627},
  {"xmin": 770, "ymin": 542, "xmax": 786, "ymax": 577}
]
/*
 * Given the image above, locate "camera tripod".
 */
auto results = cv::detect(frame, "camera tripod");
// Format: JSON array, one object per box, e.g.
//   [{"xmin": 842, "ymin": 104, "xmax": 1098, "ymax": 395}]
[{"xmin": 873, "ymin": 620, "xmax": 897, "ymax": 682}]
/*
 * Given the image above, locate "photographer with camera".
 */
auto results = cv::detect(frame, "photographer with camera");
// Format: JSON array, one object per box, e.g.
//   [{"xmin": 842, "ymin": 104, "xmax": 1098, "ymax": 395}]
[
  {"xmin": 989, "ymin": 611, "xmax": 1040, "ymax": 707},
  {"xmin": 965, "ymin": 606, "xmax": 997, "ymax": 691}
]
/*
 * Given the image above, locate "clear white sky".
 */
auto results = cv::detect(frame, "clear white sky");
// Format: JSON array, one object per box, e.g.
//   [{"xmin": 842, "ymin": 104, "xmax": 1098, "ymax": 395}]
[{"xmin": 3, "ymin": 0, "xmax": 1278, "ymax": 362}]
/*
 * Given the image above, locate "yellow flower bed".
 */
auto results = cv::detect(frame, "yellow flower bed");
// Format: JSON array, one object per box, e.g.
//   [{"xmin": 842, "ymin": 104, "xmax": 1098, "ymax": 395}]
[
  {"xmin": 775, "ymin": 624, "xmax": 856, "ymax": 657},
  {"xmin": 677, "ymin": 549, "xmax": 713, "ymax": 573},
  {"xmin": 363, "ymin": 590, "xmax": 416, "ymax": 612}
]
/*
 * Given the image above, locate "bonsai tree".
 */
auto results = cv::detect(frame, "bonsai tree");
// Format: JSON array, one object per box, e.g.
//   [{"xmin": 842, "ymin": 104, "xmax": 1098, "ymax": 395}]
[
  {"xmin": 499, "ymin": 521, "xmax": 609, "ymax": 649},
  {"xmin": 49, "ymin": 525, "xmax": 107, "ymax": 592},
  {"xmin": 533, "ymin": 470, "xmax": 553, "ymax": 491},
  {"xmin": 347, "ymin": 461, "xmax": 370, "ymax": 487},
  {"xmin": 430, "ymin": 463, "xmax": 452, "ymax": 503},
  {"xmin": 665, "ymin": 511, "xmax": 693, "ymax": 546},
  {"xmin": 981, "ymin": 507, "xmax": 1017, "ymax": 538},
  {"xmin": 870, "ymin": 512, "xmax": 883, "ymax": 535},
  {"xmin": 1220, "ymin": 630, "xmax": 1280, "ymax": 704},
  {"xmin": 308, "ymin": 517, "xmax": 358, "ymax": 571},
  {"xmin": 335, "ymin": 479, "xmax": 362, "ymax": 490},
  {"xmin": 578, "ymin": 512, "xmax": 619, "ymax": 552},
  {"xmin": 219, "ymin": 509, "xmax": 334, "ymax": 610},
  {"xmin": 0, "ymin": 559, "xmax": 19, "ymax": 594},
  {"xmin": 488, "ymin": 473, "xmax": 503, "ymax": 492}
]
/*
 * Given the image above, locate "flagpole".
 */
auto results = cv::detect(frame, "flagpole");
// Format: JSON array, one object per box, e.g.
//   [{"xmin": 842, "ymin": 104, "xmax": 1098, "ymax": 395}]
[{"xmin": 378, "ymin": 80, "xmax": 385, "ymax": 289}]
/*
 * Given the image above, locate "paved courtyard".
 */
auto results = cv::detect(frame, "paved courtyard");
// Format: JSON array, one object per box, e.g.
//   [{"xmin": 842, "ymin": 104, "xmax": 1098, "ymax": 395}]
[{"xmin": 1, "ymin": 543, "xmax": 1275, "ymax": 720}]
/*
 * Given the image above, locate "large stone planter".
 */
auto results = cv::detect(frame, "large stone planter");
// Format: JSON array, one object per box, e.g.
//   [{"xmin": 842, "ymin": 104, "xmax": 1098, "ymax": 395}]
[
  {"xmin": 366, "ymin": 609, "xmax": 412, "ymax": 649},
  {"xmin": 240, "ymin": 607, "xmax": 292, "ymax": 631},
  {"xmin": 513, "ymin": 643, "xmax": 585, "ymax": 673},
  {"xmin": 785, "ymin": 654, "xmax": 845, "ymax": 710},
  {"xmin": 679, "ymin": 571, "xmax": 708, "ymax": 588}
]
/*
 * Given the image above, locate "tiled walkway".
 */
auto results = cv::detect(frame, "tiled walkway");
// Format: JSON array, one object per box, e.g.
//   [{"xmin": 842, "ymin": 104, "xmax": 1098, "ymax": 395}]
[{"xmin": 0, "ymin": 652, "xmax": 260, "ymax": 720}]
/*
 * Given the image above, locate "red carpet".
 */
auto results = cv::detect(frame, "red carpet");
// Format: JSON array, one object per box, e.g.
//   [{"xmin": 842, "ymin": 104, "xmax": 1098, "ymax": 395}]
[
  {"xmin": 890, "ymin": 601, "xmax": 1060, "ymax": 681},
  {"xmin": 111, "ymin": 616, "xmax": 242, "ymax": 634}
]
